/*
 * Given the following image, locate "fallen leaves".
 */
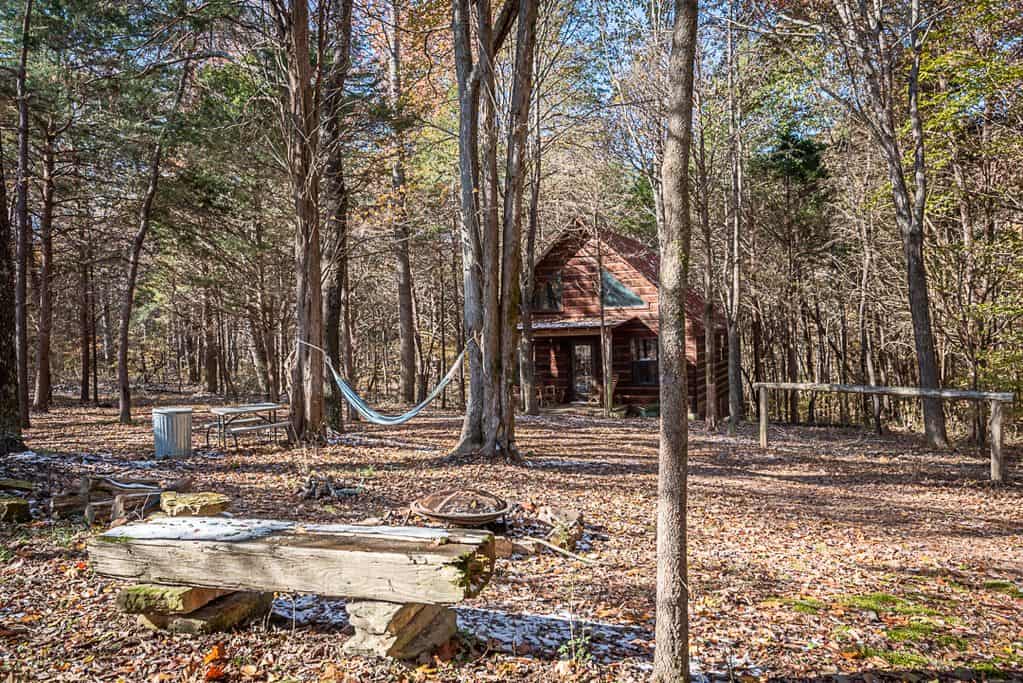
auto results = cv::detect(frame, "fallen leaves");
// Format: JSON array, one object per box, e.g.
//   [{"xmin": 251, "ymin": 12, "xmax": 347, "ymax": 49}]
[{"xmin": 1, "ymin": 403, "xmax": 1021, "ymax": 681}]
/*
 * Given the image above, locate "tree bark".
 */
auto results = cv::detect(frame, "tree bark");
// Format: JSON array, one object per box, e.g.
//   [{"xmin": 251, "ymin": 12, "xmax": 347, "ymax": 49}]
[
  {"xmin": 203, "ymin": 289, "xmax": 218, "ymax": 394},
  {"xmin": 495, "ymin": 0, "xmax": 538, "ymax": 456},
  {"xmin": 653, "ymin": 0, "xmax": 697, "ymax": 679},
  {"xmin": 451, "ymin": 0, "xmax": 486, "ymax": 454},
  {"xmin": 32, "ymin": 124, "xmax": 55, "ymax": 412},
  {"xmin": 79, "ymin": 230, "xmax": 91, "ymax": 403},
  {"xmin": 14, "ymin": 0, "xmax": 33, "ymax": 428},
  {"xmin": 387, "ymin": 0, "xmax": 417, "ymax": 405},
  {"xmin": 725, "ymin": 0, "xmax": 743, "ymax": 433},
  {"xmin": 0, "ymin": 126, "xmax": 25, "ymax": 452},
  {"xmin": 450, "ymin": 0, "xmax": 520, "ymax": 456},
  {"xmin": 694, "ymin": 92, "xmax": 717, "ymax": 429},
  {"xmin": 519, "ymin": 95, "xmax": 541, "ymax": 416},
  {"xmin": 323, "ymin": 0, "xmax": 354, "ymax": 432},
  {"xmin": 276, "ymin": 0, "xmax": 325, "ymax": 440}
]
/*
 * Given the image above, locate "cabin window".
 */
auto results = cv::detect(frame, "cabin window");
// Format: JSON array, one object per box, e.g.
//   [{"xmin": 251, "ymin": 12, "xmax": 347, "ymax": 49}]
[
  {"xmin": 601, "ymin": 269, "xmax": 645, "ymax": 308},
  {"xmin": 533, "ymin": 272, "xmax": 563, "ymax": 311},
  {"xmin": 631, "ymin": 337, "xmax": 658, "ymax": 385}
]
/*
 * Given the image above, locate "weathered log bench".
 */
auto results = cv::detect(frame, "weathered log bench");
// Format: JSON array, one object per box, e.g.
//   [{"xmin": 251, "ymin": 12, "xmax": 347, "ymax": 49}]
[{"xmin": 88, "ymin": 517, "xmax": 495, "ymax": 659}]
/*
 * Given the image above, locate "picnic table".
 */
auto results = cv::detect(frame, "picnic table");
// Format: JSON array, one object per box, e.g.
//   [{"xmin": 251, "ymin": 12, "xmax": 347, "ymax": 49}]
[{"xmin": 207, "ymin": 403, "xmax": 287, "ymax": 449}]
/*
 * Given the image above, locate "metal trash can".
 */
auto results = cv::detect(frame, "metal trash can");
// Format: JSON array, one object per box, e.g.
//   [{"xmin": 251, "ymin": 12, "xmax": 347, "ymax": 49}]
[{"xmin": 153, "ymin": 407, "xmax": 193, "ymax": 458}]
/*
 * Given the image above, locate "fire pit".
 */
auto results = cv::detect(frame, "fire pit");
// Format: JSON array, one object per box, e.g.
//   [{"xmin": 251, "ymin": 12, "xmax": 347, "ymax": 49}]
[{"xmin": 411, "ymin": 488, "xmax": 512, "ymax": 527}]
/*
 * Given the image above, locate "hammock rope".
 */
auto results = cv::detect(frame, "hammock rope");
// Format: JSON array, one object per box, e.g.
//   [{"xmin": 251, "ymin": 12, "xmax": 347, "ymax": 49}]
[{"xmin": 299, "ymin": 339, "xmax": 468, "ymax": 426}]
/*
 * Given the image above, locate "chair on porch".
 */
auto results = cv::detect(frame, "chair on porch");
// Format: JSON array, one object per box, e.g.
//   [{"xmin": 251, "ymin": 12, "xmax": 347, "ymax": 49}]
[{"xmin": 588, "ymin": 374, "xmax": 620, "ymax": 407}]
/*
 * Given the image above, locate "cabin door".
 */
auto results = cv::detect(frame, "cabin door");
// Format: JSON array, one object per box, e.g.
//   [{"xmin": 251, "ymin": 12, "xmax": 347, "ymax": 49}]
[{"xmin": 571, "ymin": 342, "xmax": 594, "ymax": 401}]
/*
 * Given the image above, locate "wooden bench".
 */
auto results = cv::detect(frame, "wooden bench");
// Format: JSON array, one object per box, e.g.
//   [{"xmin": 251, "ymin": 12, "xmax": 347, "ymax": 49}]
[
  {"xmin": 226, "ymin": 421, "xmax": 294, "ymax": 447},
  {"xmin": 88, "ymin": 517, "xmax": 495, "ymax": 659}
]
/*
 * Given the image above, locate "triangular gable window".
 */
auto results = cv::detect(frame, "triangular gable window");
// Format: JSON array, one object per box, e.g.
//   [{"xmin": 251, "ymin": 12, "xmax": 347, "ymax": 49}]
[{"xmin": 602, "ymin": 268, "xmax": 645, "ymax": 307}]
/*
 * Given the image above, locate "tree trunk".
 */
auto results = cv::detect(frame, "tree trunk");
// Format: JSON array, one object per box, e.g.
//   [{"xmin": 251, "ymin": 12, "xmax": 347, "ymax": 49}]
[
  {"xmin": 32, "ymin": 125, "xmax": 56, "ymax": 412},
  {"xmin": 653, "ymin": 0, "xmax": 697, "ymax": 679},
  {"xmin": 203, "ymin": 290, "xmax": 218, "ymax": 394},
  {"xmin": 323, "ymin": 0, "xmax": 354, "ymax": 431},
  {"xmin": 451, "ymin": 0, "xmax": 486, "ymax": 454},
  {"xmin": 118, "ymin": 62, "xmax": 189, "ymax": 424},
  {"xmin": 79, "ymin": 233, "xmax": 91, "ymax": 403},
  {"xmin": 694, "ymin": 98, "xmax": 717, "ymax": 429},
  {"xmin": 450, "ymin": 0, "xmax": 520, "ymax": 456},
  {"xmin": 0, "ymin": 125, "xmax": 25, "ymax": 452},
  {"xmin": 519, "ymin": 97, "xmax": 541, "ymax": 416},
  {"xmin": 277, "ymin": 0, "xmax": 324, "ymax": 441},
  {"xmin": 14, "ymin": 0, "xmax": 33, "ymax": 428},
  {"xmin": 725, "ymin": 0, "xmax": 743, "ymax": 434},
  {"xmin": 495, "ymin": 0, "xmax": 538, "ymax": 456},
  {"xmin": 387, "ymin": 0, "xmax": 417, "ymax": 405}
]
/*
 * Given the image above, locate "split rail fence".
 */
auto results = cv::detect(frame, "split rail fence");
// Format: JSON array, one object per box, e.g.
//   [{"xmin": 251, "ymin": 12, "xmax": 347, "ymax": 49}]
[{"xmin": 753, "ymin": 382, "xmax": 1015, "ymax": 483}]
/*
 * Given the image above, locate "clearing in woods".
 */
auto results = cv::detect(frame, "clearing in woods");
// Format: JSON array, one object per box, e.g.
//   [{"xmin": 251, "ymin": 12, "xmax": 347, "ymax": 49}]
[{"xmin": 1, "ymin": 400, "xmax": 1021, "ymax": 681}]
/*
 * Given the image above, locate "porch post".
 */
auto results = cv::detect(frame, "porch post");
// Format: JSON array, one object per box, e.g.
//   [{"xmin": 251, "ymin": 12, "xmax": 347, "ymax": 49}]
[
  {"xmin": 759, "ymin": 385, "xmax": 768, "ymax": 448},
  {"xmin": 601, "ymin": 326, "xmax": 613, "ymax": 417},
  {"xmin": 990, "ymin": 399, "xmax": 1005, "ymax": 484}
]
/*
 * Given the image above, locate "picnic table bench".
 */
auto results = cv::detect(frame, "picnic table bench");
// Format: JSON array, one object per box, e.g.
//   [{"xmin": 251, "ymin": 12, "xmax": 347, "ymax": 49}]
[
  {"xmin": 206, "ymin": 403, "xmax": 292, "ymax": 448},
  {"xmin": 88, "ymin": 517, "xmax": 495, "ymax": 659}
]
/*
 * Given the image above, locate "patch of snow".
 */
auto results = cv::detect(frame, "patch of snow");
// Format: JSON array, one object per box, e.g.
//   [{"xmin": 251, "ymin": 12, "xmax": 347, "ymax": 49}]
[
  {"xmin": 6, "ymin": 451, "xmax": 47, "ymax": 464},
  {"xmin": 329, "ymin": 432, "xmax": 439, "ymax": 452},
  {"xmin": 303, "ymin": 524, "xmax": 489, "ymax": 544},
  {"xmin": 455, "ymin": 607, "xmax": 653, "ymax": 663},
  {"xmin": 127, "ymin": 460, "xmax": 158, "ymax": 469},
  {"xmin": 101, "ymin": 517, "xmax": 292, "ymax": 543},
  {"xmin": 271, "ymin": 594, "xmax": 349, "ymax": 628}
]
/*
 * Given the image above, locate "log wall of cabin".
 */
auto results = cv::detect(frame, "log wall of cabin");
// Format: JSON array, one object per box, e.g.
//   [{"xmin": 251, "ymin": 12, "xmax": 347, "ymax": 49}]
[
  {"xmin": 529, "ymin": 230, "xmax": 730, "ymax": 417},
  {"xmin": 533, "ymin": 233, "xmax": 659, "ymax": 326}
]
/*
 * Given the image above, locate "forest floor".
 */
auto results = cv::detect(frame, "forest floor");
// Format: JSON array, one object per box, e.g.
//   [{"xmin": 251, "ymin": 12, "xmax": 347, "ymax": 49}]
[{"xmin": 1, "ymin": 394, "xmax": 1021, "ymax": 682}]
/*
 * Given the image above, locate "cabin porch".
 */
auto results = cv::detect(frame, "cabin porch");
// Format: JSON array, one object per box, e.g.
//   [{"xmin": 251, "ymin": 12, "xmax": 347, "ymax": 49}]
[{"xmin": 526, "ymin": 318, "xmax": 728, "ymax": 418}]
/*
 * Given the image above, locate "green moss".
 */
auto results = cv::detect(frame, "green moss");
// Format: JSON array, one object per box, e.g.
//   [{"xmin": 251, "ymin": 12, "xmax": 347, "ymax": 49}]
[
  {"xmin": 972, "ymin": 661, "xmax": 1013, "ymax": 677},
  {"xmin": 983, "ymin": 580, "xmax": 1023, "ymax": 599},
  {"xmin": 94, "ymin": 533, "xmax": 132, "ymax": 544},
  {"xmin": 934, "ymin": 634, "xmax": 968, "ymax": 651},
  {"xmin": 858, "ymin": 646, "xmax": 930, "ymax": 668},
  {"xmin": 785, "ymin": 597, "xmax": 825, "ymax": 614},
  {"xmin": 885, "ymin": 621, "xmax": 936, "ymax": 642},
  {"xmin": 839, "ymin": 592, "xmax": 939, "ymax": 616}
]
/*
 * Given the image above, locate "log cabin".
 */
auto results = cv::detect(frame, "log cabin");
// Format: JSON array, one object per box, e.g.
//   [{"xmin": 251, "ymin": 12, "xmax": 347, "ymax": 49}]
[{"xmin": 525, "ymin": 228, "xmax": 729, "ymax": 418}]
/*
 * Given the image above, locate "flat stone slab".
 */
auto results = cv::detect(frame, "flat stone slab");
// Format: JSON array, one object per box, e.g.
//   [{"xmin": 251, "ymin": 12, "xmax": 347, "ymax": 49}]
[
  {"xmin": 138, "ymin": 591, "xmax": 272, "ymax": 634},
  {"xmin": 160, "ymin": 492, "xmax": 231, "ymax": 517},
  {"xmin": 344, "ymin": 601, "xmax": 456, "ymax": 660},
  {"xmin": 0, "ymin": 495, "xmax": 30, "ymax": 522},
  {"xmin": 117, "ymin": 584, "xmax": 234, "ymax": 614}
]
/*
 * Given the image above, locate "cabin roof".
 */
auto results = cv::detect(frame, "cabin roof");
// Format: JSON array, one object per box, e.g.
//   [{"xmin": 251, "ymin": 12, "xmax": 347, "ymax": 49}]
[{"xmin": 535, "ymin": 227, "xmax": 727, "ymax": 330}]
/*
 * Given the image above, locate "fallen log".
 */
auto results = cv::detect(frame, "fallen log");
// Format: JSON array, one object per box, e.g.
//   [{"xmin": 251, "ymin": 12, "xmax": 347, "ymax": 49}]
[{"xmin": 89, "ymin": 517, "xmax": 494, "ymax": 604}]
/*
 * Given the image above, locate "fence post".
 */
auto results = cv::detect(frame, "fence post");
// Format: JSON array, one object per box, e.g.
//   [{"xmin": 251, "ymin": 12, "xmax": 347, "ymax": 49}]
[
  {"xmin": 990, "ymin": 399, "xmax": 1005, "ymax": 483},
  {"xmin": 759, "ymin": 385, "xmax": 768, "ymax": 448}
]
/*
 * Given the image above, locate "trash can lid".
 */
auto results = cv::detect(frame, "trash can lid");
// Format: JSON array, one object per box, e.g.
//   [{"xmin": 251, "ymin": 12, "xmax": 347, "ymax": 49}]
[{"xmin": 152, "ymin": 407, "xmax": 193, "ymax": 414}]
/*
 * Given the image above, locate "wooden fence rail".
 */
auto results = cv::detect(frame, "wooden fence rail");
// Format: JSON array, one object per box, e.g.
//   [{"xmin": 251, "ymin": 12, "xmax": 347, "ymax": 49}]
[{"xmin": 753, "ymin": 382, "xmax": 1015, "ymax": 484}]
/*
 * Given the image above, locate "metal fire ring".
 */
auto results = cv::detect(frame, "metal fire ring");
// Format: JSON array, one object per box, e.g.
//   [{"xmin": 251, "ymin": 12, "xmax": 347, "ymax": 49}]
[{"xmin": 411, "ymin": 488, "xmax": 512, "ymax": 527}]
